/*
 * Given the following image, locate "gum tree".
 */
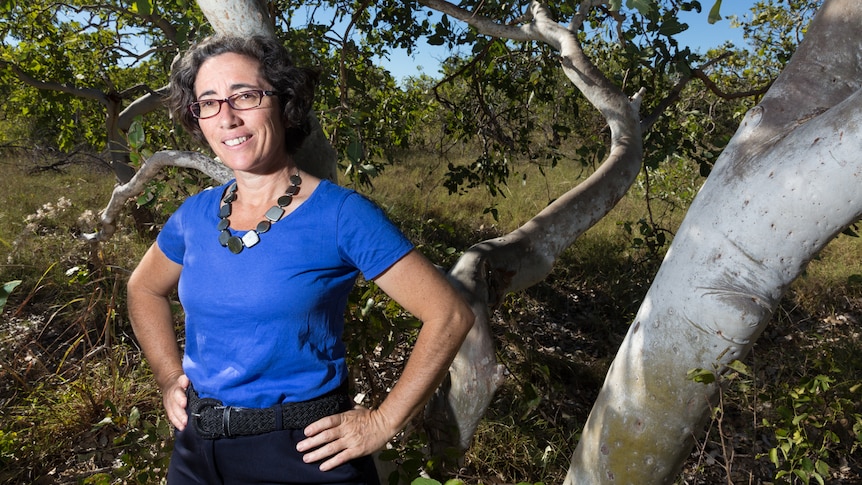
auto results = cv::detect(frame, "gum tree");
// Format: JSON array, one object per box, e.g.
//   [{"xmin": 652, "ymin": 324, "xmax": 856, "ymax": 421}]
[
  {"xmin": 401, "ymin": 1, "xmax": 859, "ymax": 483},
  {"xmin": 565, "ymin": 1, "xmax": 860, "ymax": 481},
  {"xmin": 99, "ymin": 1, "xmax": 860, "ymax": 483},
  {"xmin": 9, "ymin": 0, "xmax": 856, "ymax": 483}
]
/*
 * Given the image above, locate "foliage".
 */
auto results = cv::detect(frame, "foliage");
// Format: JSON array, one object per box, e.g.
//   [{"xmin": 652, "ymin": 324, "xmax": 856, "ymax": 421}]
[
  {"xmin": 3, "ymin": 140, "xmax": 862, "ymax": 482},
  {"xmin": 429, "ymin": 41, "xmax": 585, "ymax": 199},
  {"xmin": 0, "ymin": 280, "xmax": 21, "ymax": 312},
  {"xmin": 0, "ymin": 0, "xmax": 811, "ymax": 197},
  {"xmin": 0, "ymin": 0, "xmax": 844, "ymax": 483},
  {"xmin": 0, "ymin": 0, "xmax": 194, "ymax": 158},
  {"xmin": 686, "ymin": 310, "xmax": 862, "ymax": 484},
  {"xmin": 760, "ymin": 361, "xmax": 862, "ymax": 484},
  {"xmin": 738, "ymin": 0, "xmax": 824, "ymax": 66}
]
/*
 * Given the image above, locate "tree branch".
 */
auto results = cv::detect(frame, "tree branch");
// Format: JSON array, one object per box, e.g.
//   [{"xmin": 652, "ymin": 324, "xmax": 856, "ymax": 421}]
[
  {"xmin": 692, "ymin": 69, "xmax": 772, "ymax": 100},
  {"xmin": 0, "ymin": 60, "xmax": 108, "ymax": 104},
  {"xmin": 420, "ymin": 0, "xmax": 645, "ymax": 460},
  {"xmin": 68, "ymin": 2, "xmax": 179, "ymax": 42},
  {"xmin": 84, "ymin": 151, "xmax": 232, "ymax": 243},
  {"xmin": 641, "ymin": 53, "xmax": 772, "ymax": 132},
  {"xmin": 417, "ymin": 0, "xmax": 536, "ymax": 41}
]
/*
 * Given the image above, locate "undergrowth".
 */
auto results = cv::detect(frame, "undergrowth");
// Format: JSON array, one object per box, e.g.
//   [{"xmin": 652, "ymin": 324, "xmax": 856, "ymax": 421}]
[{"xmin": 1, "ymin": 152, "xmax": 861, "ymax": 485}]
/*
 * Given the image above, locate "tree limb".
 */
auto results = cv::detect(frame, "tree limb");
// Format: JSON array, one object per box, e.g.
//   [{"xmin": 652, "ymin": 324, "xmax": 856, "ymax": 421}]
[
  {"xmin": 0, "ymin": 60, "xmax": 108, "ymax": 104},
  {"xmin": 418, "ymin": 0, "xmax": 535, "ymax": 41},
  {"xmin": 641, "ymin": 52, "xmax": 772, "ymax": 132},
  {"xmin": 420, "ymin": 0, "xmax": 645, "ymax": 461},
  {"xmin": 84, "ymin": 151, "xmax": 232, "ymax": 243},
  {"xmin": 692, "ymin": 69, "xmax": 772, "ymax": 101}
]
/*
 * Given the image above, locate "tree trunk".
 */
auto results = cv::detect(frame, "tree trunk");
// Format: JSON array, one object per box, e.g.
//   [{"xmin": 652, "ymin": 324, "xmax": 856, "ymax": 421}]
[
  {"xmin": 566, "ymin": 1, "xmax": 862, "ymax": 482},
  {"xmin": 420, "ymin": 0, "xmax": 644, "ymax": 462},
  {"xmin": 90, "ymin": 0, "xmax": 339, "ymax": 242},
  {"xmin": 196, "ymin": 0, "xmax": 338, "ymax": 182},
  {"xmin": 196, "ymin": 0, "xmax": 275, "ymax": 38}
]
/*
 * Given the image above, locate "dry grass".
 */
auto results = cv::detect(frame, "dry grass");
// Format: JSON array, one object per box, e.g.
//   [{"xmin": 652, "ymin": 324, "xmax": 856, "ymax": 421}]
[{"xmin": 1, "ymin": 150, "xmax": 860, "ymax": 484}]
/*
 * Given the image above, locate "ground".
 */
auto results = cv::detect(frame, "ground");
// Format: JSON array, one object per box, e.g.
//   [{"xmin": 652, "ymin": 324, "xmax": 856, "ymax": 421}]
[{"xmin": 2, "ymin": 252, "xmax": 861, "ymax": 484}]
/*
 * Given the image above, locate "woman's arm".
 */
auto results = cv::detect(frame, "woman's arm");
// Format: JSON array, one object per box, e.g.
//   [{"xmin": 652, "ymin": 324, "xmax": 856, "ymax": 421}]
[
  {"xmin": 127, "ymin": 243, "xmax": 189, "ymax": 430},
  {"xmin": 298, "ymin": 249, "xmax": 475, "ymax": 470}
]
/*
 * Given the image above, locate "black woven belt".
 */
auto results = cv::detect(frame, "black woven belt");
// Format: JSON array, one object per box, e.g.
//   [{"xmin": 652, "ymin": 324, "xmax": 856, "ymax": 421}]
[{"xmin": 187, "ymin": 385, "xmax": 353, "ymax": 439}]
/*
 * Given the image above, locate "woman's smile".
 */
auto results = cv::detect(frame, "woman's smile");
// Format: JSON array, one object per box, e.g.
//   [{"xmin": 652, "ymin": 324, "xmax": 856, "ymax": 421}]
[
  {"xmin": 224, "ymin": 135, "xmax": 250, "ymax": 147},
  {"xmin": 194, "ymin": 52, "xmax": 287, "ymax": 175}
]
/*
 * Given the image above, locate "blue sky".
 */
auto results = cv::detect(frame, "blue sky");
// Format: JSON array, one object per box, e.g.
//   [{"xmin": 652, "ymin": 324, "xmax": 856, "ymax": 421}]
[{"xmin": 379, "ymin": 1, "xmax": 758, "ymax": 81}]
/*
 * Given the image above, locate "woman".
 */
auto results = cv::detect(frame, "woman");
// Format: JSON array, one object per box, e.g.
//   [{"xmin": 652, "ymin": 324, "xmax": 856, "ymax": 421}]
[{"xmin": 127, "ymin": 34, "xmax": 474, "ymax": 485}]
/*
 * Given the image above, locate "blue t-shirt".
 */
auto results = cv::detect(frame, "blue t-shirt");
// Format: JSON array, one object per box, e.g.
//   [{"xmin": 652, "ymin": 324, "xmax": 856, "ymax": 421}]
[{"xmin": 157, "ymin": 179, "xmax": 414, "ymax": 408}]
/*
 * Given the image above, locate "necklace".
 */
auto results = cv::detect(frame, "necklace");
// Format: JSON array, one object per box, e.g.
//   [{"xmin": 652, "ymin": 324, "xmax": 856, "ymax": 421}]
[{"xmin": 216, "ymin": 171, "xmax": 302, "ymax": 254}]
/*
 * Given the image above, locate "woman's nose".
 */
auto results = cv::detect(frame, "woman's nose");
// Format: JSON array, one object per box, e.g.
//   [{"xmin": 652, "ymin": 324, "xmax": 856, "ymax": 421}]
[{"xmin": 217, "ymin": 104, "xmax": 242, "ymax": 128}]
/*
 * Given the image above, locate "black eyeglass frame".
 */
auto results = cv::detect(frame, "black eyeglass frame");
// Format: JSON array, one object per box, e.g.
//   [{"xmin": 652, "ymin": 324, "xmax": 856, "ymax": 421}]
[{"xmin": 188, "ymin": 90, "xmax": 278, "ymax": 119}]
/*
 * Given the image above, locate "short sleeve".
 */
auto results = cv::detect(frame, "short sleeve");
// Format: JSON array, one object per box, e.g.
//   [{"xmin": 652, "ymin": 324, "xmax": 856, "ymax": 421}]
[
  {"xmin": 336, "ymin": 192, "xmax": 414, "ymax": 280},
  {"xmin": 157, "ymin": 201, "xmax": 188, "ymax": 265}
]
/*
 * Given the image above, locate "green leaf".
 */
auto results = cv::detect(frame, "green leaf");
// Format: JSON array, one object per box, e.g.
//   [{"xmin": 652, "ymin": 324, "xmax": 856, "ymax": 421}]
[
  {"xmin": 0, "ymin": 280, "xmax": 22, "ymax": 311},
  {"xmin": 687, "ymin": 368, "xmax": 716, "ymax": 385},
  {"xmin": 411, "ymin": 479, "xmax": 442, "ymax": 485},
  {"xmin": 626, "ymin": 0, "xmax": 653, "ymax": 15},
  {"xmin": 792, "ymin": 469, "xmax": 809, "ymax": 482},
  {"xmin": 725, "ymin": 359, "xmax": 751, "ymax": 376},
  {"xmin": 608, "ymin": 0, "xmax": 622, "ymax": 11},
  {"xmin": 768, "ymin": 447, "xmax": 779, "ymax": 466},
  {"xmin": 135, "ymin": 0, "xmax": 153, "ymax": 16},
  {"xmin": 658, "ymin": 19, "xmax": 688, "ymax": 36},
  {"xmin": 347, "ymin": 140, "xmax": 364, "ymax": 164},
  {"xmin": 128, "ymin": 117, "xmax": 145, "ymax": 149},
  {"xmin": 708, "ymin": 0, "xmax": 723, "ymax": 24},
  {"xmin": 815, "ymin": 459, "xmax": 830, "ymax": 477}
]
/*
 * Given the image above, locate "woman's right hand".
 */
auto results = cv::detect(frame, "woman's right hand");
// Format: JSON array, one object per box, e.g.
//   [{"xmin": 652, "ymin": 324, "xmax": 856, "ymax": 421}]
[
  {"xmin": 163, "ymin": 373, "xmax": 190, "ymax": 430},
  {"xmin": 128, "ymin": 243, "xmax": 187, "ymax": 430}
]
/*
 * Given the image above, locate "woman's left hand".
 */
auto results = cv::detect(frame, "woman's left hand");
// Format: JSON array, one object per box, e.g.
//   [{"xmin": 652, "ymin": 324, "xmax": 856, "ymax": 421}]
[
  {"xmin": 297, "ymin": 406, "xmax": 395, "ymax": 471},
  {"xmin": 297, "ymin": 250, "xmax": 474, "ymax": 472}
]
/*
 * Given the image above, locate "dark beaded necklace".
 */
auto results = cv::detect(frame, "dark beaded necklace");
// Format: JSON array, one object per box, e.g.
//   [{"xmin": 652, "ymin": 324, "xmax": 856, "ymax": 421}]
[{"xmin": 217, "ymin": 172, "xmax": 302, "ymax": 254}]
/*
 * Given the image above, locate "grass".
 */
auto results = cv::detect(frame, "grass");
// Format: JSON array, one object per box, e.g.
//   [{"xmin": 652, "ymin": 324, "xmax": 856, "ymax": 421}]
[{"xmin": 1, "ymin": 150, "xmax": 861, "ymax": 484}]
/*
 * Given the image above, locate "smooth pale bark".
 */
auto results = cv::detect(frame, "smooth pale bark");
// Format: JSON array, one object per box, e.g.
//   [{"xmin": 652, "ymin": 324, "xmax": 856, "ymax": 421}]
[
  {"xmin": 566, "ymin": 1, "xmax": 862, "ymax": 482},
  {"xmin": 90, "ymin": 1, "xmax": 337, "ymax": 240},
  {"xmin": 196, "ymin": 0, "xmax": 275, "ymax": 37},
  {"xmin": 84, "ymin": 151, "xmax": 232, "ymax": 242},
  {"xmin": 420, "ymin": 1, "xmax": 644, "ymax": 457},
  {"xmin": 190, "ymin": 0, "xmax": 339, "ymax": 181}
]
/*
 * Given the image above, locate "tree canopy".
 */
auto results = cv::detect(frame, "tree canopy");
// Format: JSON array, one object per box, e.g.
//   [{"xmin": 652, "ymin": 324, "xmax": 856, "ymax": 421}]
[
  {"xmin": 3, "ymin": 1, "xmax": 843, "ymax": 483},
  {"xmin": 1, "ymin": 1, "xmax": 808, "ymax": 190}
]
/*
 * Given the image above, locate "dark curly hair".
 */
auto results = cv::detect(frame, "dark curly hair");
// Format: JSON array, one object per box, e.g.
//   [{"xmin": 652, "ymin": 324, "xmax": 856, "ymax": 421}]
[{"xmin": 169, "ymin": 35, "xmax": 319, "ymax": 154}]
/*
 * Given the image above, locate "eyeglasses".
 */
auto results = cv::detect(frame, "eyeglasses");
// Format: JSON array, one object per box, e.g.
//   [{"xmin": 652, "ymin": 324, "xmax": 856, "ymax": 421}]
[{"xmin": 188, "ymin": 90, "xmax": 277, "ymax": 119}]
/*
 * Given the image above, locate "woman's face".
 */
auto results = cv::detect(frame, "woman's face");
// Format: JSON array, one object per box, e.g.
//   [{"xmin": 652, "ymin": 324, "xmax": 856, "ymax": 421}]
[{"xmin": 194, "ymin": 52, "xmax": 287, "ymax": 175}]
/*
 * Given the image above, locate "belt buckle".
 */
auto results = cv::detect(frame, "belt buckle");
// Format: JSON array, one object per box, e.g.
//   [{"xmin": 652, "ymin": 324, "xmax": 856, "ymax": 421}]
[{"xmin": 189, "ymin": 396, "xmax": 225, "ymax": 439}]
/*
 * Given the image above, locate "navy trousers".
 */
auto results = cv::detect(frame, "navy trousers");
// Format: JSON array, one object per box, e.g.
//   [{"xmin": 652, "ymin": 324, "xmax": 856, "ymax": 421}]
[{"xmin": 167, "ymin": 423, "xmax": 380, "ymax": 485}]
